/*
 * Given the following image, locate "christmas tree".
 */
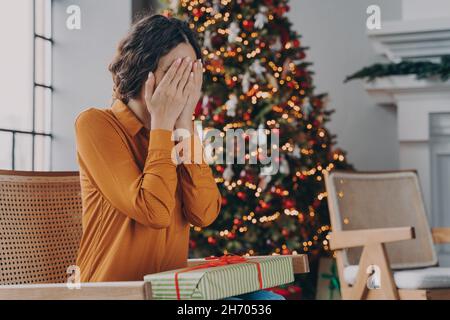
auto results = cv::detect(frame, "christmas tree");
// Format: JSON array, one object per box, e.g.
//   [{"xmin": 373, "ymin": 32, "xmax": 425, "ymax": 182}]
[{"xmin": 166, "ymin": 0, "xmax": 352, "ymax": 296}]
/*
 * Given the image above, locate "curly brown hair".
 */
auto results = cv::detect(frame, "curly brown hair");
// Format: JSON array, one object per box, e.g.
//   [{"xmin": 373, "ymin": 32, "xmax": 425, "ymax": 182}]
[{"xmin": 109, "ymin": 14, "xmax": 202, "ymax": 104}]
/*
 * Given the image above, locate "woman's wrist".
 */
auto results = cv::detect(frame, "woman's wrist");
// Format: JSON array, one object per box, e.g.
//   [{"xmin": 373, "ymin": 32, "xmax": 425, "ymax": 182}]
[
  {"xmin": 151, "ymin": 116, "xmax": 175, "ymax": 132},
  {"xmin": 175, "ymin": 118, "xmax": 194, "ymax": 135}
]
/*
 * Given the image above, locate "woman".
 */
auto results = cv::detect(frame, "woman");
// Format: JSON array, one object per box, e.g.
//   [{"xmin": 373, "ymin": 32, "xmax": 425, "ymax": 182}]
[{"xmin": 75, "ymin": 14, "xmax": 283, "ymax": 300}]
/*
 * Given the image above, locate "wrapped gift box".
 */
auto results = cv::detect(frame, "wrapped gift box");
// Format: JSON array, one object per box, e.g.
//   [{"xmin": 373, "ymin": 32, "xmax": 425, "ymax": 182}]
[{"xmin": 144, "ymin": 255, "xmax": 295, "ymax": 300}]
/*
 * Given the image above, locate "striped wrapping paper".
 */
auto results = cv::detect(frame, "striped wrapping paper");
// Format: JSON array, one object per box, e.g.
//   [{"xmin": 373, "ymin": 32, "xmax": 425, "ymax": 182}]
[{"xmin": 144, "ymin": 256, "xmax": 294, "ymax": 300}]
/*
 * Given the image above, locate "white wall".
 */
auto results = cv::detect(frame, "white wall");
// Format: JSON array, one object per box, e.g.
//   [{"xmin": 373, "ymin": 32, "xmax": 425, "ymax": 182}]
[
  {"xmin": 52, "ymin": 0, "xmax": 132, "ymax": 170},
  {"xmin": 288, "ymin": 0, "xmax": 402, "ymax": 170},
  {"xmin": 402, "ymin": 0, "xmax": 450, "ymax": 20}
]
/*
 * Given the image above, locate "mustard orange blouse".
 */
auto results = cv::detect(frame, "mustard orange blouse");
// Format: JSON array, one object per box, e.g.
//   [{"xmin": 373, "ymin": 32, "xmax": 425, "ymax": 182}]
[{"xmin": 75, "ymin": 99, "xmax": 221, "ymax": 282}]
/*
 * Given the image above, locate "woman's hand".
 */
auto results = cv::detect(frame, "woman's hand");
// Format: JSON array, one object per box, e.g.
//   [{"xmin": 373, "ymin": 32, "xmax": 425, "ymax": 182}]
[
  {"xmin": 175, "ymin": 59, "xmax": 203, "ymax": 134},
  {"xmin": 145, "ymin": 57, "xmax": 193, "ymax": 131}
]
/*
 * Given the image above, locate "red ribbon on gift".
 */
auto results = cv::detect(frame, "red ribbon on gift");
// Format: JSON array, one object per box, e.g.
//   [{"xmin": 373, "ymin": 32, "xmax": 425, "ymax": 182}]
[{"xmin": 174, "ymin": 255, "xmax": 263, "ymax": 300}]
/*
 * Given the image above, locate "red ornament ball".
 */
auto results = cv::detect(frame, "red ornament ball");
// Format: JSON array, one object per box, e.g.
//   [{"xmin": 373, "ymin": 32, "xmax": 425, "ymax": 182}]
[
  {"xmin": 192, "ymin": 8, "xmax": 203, "ymax": 18},
  {"xmin": 259, "ymin": 200, "xmax": 269, "ymax": 209},
  {"xmin": 237, "ymin": 192, "xmax": 246, "ymax": 200},
  {"xmin": 225, "ymin": 77, "xmax": 236, "ymax": 88},
  {"xmin": 242, "ymin": 20, "xmax": 254, "ymax": 31},
  {"xmin": 211, "ymin": 34, "xmax": 225, "ymax": 49},
  {"xmin": 221, "ymin": 196, "xmax": 228, "ymax": 206},
  {"xmin": 207, "ymin": 236, "xmax": 217, "ymax": 245},
  {"xmin": 313, "ymin": 199, "xmax": 321, "ymax": 209},
  {"xmin": 283, "ymin": 198, "xmax": 296, "ymax": 209},
  {"xmin": 213, "ymin": 113, "xmax": 225, "ymax": 124},
  {"xmin": 296, "ymin": 68, "xmax": 306, "ymax": 77},
  {"xmin": 297, "ymin": 50, "xmax": 306, "ymax": 60}
]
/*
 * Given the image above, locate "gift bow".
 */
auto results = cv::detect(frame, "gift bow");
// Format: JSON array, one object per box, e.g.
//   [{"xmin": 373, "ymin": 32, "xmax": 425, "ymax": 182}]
[{"xmin": 174, "ymin": 255, "xmax": 263, "ymax": 300}]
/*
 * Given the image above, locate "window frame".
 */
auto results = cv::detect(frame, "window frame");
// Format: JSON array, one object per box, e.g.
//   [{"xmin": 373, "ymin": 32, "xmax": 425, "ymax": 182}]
[{"xmin": 0, "ymin": 0, "xmax": 53, "ymax": 171}]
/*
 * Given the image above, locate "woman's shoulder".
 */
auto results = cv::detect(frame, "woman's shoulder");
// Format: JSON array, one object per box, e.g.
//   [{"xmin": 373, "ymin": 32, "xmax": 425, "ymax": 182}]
[{"xmin": 75, "ymin": 107, "xmax": 115, "ymax": 130}]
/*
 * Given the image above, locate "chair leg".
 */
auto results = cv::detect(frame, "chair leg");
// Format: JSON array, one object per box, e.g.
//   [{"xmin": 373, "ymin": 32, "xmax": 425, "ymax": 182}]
[
  {"xmin": 349, "ymin": 243, "xmax": 399, "ymax": 300},
  {"xmin": 376, "ymin": 243, "xmax": 399, "ymax": 299},
  {"xmin": 349, "ymin": 246, "xmax": 370, "ymax": 299}
]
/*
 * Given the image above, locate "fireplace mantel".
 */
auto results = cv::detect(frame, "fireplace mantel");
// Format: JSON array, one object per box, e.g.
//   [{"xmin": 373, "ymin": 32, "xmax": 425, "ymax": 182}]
[
  {"xmin": 365, "ymin": 75, "xmax": 450, "ymax": 105},
  {"xmin": 368, "ymin": 18, "xmax": 450, "ymax": 62}
]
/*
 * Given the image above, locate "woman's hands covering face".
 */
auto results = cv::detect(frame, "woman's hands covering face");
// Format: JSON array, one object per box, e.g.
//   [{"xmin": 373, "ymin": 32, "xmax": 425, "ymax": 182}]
[
  {"xmin": 175, "ymin": 58, "xmax": 203, "ymax": 133},
  {"xmin": 144, "ymin": 57, "xmax": 203, "ymax": 132}
]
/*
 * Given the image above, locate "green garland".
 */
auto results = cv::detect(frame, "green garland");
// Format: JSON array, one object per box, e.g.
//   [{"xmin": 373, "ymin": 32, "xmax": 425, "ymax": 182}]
[{"xmin": 345, "ymin": 55, "xmax": 450, "ymax": 83}]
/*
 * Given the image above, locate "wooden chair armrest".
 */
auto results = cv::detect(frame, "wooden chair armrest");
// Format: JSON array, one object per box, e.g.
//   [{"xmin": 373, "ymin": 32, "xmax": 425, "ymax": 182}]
[
  {"xmin": 187, "ymin": 254, "xmax": 310, "ymax": 274},
  {"xmin": 0, "ymin": 281, "xmax": 146, "ymax": 300},
  {"xmin": 329, "ymin": 227, "xmax": 415, "ymax": 250},
  {"xmin": 432, "ymin": 227, "xmax": 450, "ymax": 244}
]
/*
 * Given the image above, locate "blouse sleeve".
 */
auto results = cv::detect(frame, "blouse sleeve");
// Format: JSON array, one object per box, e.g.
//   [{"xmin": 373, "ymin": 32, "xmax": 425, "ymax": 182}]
[
  {"xmin": 75, "ymin": 109, "xmax": 178, "ymax": 228},
  {"xmin": 176, "ymin": 134, "xmax": 221, "ymax": 227}
]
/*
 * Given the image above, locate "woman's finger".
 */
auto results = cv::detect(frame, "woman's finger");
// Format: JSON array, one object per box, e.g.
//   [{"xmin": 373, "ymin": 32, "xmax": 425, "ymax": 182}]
[
  {"xmin": 194, "ymin": 59, "xmax": 203, "ymax": 88},
  {"xmin": 183, "ymin": 71, "xmax": 195, "ymax": 95},
  {"xmin": 176, "ymin": 58, "xmax": 192, "ymax": 92},
  {"xmin": 184, "ymin": 90, "xmax": 199, "ymax": 115},
  {"xmin": 144, "ymin": 72, "xmax": 156, "ymax": 104},
  {"xmin": 172, "ymin": 58, "xmax": 190, "ymax": 86},
  {"xmin": 184, "ymin": 60, "xmax": 200, "ymax": 94},
  {"xmin": 157, "ymin": 58, "xmax": 182, "ymax": 90}
]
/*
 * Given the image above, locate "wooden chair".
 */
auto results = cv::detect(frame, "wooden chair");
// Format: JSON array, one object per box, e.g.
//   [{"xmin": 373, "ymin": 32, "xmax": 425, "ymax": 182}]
[
  {"xmin": 0, "ymin": 170, "xmax": 83, "ymax": 286},
  {"xmin": 324, "ymin": 170, "xmax": 450, "ymax": 300},
  {"xmin": 0, "ymin": 170, "xmax": 309, "ymax": 300}
]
